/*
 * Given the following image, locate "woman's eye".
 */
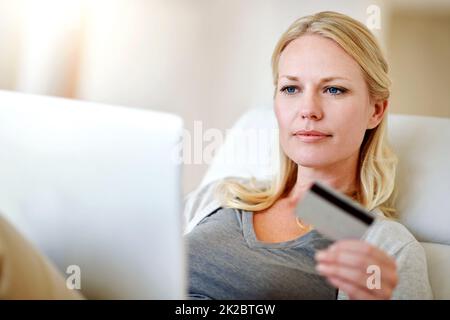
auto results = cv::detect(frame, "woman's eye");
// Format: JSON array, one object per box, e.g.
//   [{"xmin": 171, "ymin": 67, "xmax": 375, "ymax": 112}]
[
  {"xmin": 325, "ymin": 86, "xmax": 347, "ymax": 96},
  {"xmin": 280, "ymin": 86, "xmax": 298, "ymax": 95}
]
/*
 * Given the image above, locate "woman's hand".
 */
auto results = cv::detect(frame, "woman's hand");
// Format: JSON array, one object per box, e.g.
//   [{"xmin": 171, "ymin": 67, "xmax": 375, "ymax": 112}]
[{"xmin": 315, "ymin": 240, "xmax": 398, "ymax": 300}]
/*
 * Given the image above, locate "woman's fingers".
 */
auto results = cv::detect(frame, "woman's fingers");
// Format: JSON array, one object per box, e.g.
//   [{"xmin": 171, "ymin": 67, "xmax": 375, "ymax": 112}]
[
  {"xmin": 316, "ymin": 262, "xmax": 374, "ymax": 293},
  {"xmin": 315, "ymin": 240, "xmax": 398, "ymax": 299},
  {"xmin": 316, "ymin": 240, "xmax": 398, "ymax": 287},
  {"xmin": 316, "ymin": 262, "xmax": 394, "ymax": 299},
  {"xmin": 316, "ymin": 248, "xmax": 372, "ymax": 269},
  {"xmin": 326, "ymin": 276, "xmax": 377, "ymax": 300},
  {"xmin": 325, "ymin": 240, "xmax": 393, "ymax": 266}
]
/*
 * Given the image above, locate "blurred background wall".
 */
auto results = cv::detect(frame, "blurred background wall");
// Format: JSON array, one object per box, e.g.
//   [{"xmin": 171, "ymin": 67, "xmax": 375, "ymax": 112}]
[
  {"xmin": 0, "ymin": 0, "xmax": 449, "ymax": 195},
  {"xmin": 387, "ymin": 0, "xmax": 450, "ymax": 118}
]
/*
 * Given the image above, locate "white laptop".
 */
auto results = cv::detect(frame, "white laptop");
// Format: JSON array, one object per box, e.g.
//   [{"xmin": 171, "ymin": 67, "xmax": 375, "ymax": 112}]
[{"xmin": 0, "ymin": 90, "xmax": 185, "ymax": 299}]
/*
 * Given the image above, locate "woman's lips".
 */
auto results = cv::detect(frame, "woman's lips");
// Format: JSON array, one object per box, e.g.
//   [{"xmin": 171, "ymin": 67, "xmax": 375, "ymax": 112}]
[
  {"xmin": 295, "ymin": 135, "xmax": 331, "ymax": 142},
  {"xmin": 293, "ymin": 132, "xmax": 332, "ymax": 142}
]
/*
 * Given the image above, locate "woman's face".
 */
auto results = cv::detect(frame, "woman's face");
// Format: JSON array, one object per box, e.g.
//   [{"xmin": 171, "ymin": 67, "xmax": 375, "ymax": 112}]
[{"xmin": 275, "ymin": 34, "xmax": 385, "ymax": 168}]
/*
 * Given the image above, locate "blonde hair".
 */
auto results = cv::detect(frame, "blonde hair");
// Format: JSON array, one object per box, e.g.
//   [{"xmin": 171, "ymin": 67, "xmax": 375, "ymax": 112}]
[{"xmin": 216, "ymin": 11, "xmax": 398, "ymax": 218}]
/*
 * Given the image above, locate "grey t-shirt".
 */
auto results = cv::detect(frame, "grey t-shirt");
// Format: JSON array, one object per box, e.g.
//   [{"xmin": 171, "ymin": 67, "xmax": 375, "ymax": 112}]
[{"xmin": 187, "ymin": 207, "xmax": 337, "ymax": 300}]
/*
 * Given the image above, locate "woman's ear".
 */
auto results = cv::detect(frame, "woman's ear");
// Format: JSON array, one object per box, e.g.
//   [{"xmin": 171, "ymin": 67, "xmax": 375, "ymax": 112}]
[{"xmin": 367, "ymin": 99, "xmax": 388, "ymax": 129}]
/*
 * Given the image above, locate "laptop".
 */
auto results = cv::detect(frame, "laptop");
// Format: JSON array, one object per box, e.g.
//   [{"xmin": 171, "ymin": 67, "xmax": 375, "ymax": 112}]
[{"xmin": 0, "ymin": 90, "xmax": 185, "ymax": 299}]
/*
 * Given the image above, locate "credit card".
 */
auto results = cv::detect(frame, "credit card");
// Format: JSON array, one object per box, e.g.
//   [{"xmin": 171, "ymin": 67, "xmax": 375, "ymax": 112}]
[{"xmin": 296, "ymin": 181, "xmax": 375, "ymax": 241}]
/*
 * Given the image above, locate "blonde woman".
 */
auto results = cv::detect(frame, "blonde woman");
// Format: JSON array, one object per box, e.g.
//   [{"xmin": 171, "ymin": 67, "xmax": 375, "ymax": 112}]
[{"xmin": 184, "ymin": 11, "xmax": 433, "ymax": 300}]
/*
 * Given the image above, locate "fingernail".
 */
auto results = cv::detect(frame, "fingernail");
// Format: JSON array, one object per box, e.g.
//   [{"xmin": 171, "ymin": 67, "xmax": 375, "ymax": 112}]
[
  {"xmin": 316, "ymin": 264, "xmax": 327, "ymax": 273},
  {"xmin": 315, "ymin": 251, "xmax": 327, "ymax": 260}
]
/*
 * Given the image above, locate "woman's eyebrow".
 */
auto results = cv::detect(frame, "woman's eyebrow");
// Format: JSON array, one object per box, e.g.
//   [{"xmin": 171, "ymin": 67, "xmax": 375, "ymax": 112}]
[
  {"xmin": 320, "ymin": 76, "xmax": 350, "ymax": 83},
  {"xmin": 279, "ymin": 75, "xmax": 300, "ymax": 81},
  {"xmin": 279, "ymin": 75, "xmax": 351, "ymax": 83}
]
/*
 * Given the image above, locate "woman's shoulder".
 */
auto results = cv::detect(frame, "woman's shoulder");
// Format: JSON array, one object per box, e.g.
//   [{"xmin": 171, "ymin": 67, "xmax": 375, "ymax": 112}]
[
  {"xmin": 183, "ymin": 176, "xmax": 270, "ymax": 234},
  {"xmin": 364, "ymin": 216, "xmax": 419, "ymax": 256}
]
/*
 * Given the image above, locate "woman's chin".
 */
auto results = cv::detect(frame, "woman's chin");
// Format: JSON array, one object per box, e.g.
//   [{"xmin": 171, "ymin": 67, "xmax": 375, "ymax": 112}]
[{"xmin": 292, "ymin": 156, "xmax": 333, "ymax": 168}]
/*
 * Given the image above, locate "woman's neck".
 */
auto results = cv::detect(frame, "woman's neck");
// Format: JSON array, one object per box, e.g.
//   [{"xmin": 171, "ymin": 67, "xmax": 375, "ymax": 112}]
[{"xmin": 289, "ymin": 155, "xmax": 359, "ymax": 201}]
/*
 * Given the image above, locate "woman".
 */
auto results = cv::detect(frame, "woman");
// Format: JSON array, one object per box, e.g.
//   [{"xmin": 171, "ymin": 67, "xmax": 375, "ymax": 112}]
[{"xmin": 184, "ymin": 11, "xmax": 433, "ymax": 300}]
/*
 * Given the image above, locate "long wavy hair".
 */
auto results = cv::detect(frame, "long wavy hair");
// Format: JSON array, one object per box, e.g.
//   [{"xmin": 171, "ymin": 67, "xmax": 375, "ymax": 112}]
[{"xmin": 215, "ymin": 11, "xmax": 398, "ymax": 218}]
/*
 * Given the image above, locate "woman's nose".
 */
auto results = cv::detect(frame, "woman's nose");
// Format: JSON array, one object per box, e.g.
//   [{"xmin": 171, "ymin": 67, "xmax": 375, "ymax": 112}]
[
  {"xmin": 299, "ymin": 92, "xmax": 323, "ymax": 120},
  {"xmin": 300, "ymin": 109, "xmax": 322, "ymax": 120}
]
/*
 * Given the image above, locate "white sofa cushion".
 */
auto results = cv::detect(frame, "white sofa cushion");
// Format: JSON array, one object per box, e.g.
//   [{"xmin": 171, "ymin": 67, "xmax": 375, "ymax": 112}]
[
  {"xmin": 388, "ymin": 115, "xmax": 450, "ymax": 244},
  {"xmin": 422, "ymin": 243, "xmax": 450, "ymax": 299}
]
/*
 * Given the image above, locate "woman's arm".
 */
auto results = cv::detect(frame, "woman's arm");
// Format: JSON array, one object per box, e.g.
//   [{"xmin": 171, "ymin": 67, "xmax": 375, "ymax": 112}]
[{"xmin": 389, "ymin": 240, "xmax": 433, "ymax": 299}]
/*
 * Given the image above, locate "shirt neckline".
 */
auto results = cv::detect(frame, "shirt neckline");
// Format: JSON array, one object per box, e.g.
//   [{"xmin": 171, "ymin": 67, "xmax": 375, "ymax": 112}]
[{"xmin": 239, "ymin": 209, "xmax": 319, "ymax": 249}]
